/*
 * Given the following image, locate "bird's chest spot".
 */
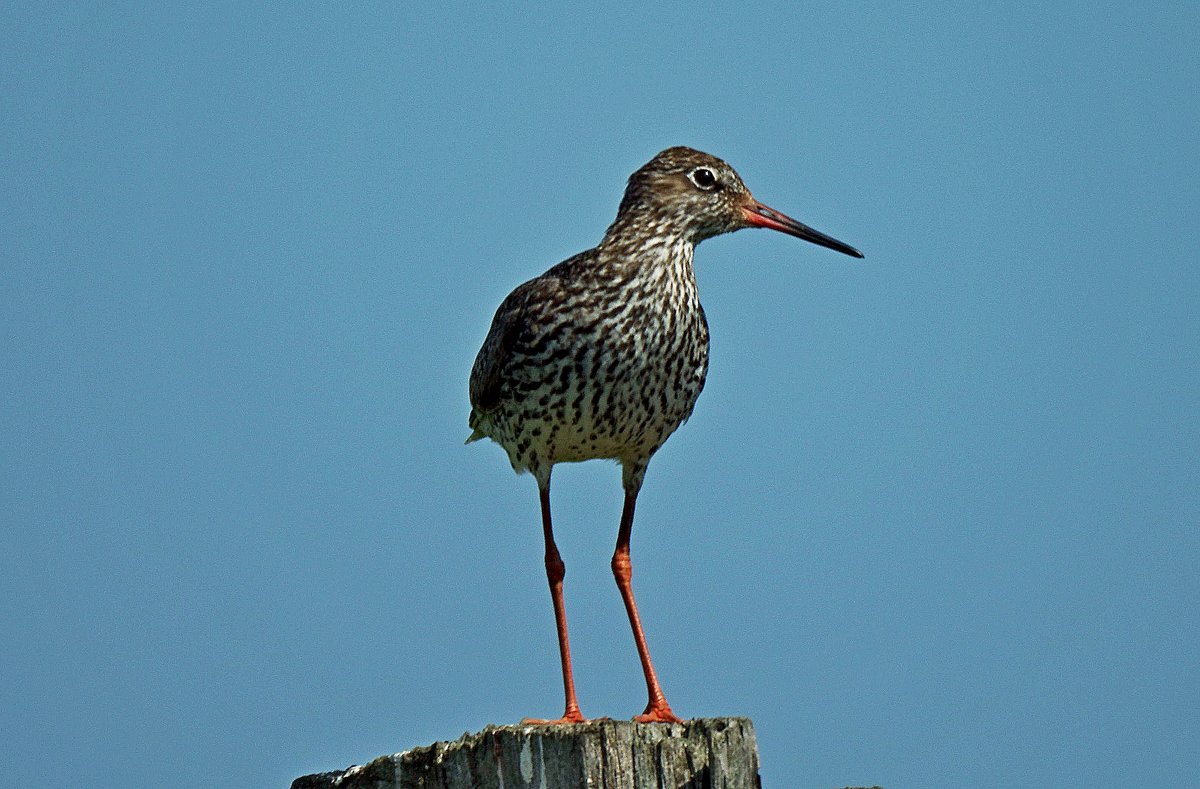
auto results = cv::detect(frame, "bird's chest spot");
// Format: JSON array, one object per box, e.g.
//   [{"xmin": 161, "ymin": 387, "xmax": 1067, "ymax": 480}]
[
  {"xmin": 491, "ymin": 246, "xmax": 711, "ymax": 468},
  {"xmin": 543, "ymin": 296, "xmax": 707, "ymax": 456}
]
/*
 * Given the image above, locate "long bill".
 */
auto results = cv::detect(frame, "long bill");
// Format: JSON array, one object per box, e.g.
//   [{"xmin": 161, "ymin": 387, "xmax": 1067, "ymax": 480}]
[{"xmin": 743, "ymin": 200, "xmax": 864, "ymax": 259}]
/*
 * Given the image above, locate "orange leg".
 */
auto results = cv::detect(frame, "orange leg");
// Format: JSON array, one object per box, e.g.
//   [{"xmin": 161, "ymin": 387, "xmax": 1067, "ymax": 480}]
[
  {"xmin": 522, "ymin": 484, "xmax": 586, "ymax": 725},
  {"xmin": 612, "ymin": 488, "xmax": 683, "ymax": 723}
]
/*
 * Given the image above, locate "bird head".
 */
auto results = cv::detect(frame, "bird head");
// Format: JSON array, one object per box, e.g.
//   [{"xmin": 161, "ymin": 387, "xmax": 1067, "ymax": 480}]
[{"xmin": 615, "ymin": 146, "xmax": 863, "ymax": 258}]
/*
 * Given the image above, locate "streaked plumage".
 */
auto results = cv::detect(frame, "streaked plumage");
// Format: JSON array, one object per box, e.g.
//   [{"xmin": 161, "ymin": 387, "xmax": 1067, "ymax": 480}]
[{"xmin": 469, "ymin": 146, "xmax": 862, "ymax": 724}]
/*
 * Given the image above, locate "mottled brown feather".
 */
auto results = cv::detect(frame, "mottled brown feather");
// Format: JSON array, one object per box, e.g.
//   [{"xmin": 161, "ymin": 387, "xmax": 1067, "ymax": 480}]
[{"xmin": 467, "ymin": 146, "xmax": 859, "ymax": 490}]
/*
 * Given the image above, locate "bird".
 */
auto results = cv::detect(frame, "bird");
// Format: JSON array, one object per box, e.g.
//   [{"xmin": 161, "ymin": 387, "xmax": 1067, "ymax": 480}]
[{"xmin": 467, "ymin": 146, "xmax": 863, "ymax": 724}]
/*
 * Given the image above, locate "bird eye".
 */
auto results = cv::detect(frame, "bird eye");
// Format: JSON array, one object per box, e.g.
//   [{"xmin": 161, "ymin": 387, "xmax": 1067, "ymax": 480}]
[{"xmin": 688, "ymin": 167, "xmax": 719, "ymax": 191}]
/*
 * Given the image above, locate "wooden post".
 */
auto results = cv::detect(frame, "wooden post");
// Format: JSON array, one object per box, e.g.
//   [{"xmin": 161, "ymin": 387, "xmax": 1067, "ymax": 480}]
[{"xmin": 291, "ymin": 717, "xmax": 760, "ymax": 789}]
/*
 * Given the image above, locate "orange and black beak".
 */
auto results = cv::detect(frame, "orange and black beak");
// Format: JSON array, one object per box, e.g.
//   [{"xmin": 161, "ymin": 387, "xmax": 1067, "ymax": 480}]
[{"xmin": 743, "ymin": 200, "xmax": 863, "ymax": 258}]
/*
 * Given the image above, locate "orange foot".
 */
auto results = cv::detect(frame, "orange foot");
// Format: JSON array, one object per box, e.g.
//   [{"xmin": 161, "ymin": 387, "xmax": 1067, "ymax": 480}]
[
  {"xmin": 521, "ymin": 708, "xmax": 587, "ymax": 725},
  {"xmin": 633, "ymin": 703, "xmax": 684, "ymax": 724}
]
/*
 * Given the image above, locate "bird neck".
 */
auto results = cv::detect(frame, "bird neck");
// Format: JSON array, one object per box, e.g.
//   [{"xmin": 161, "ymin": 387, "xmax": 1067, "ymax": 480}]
[
  {"xmin": 595, "ymin": 216, "xmax": 698, "ymax": 293},
  {"xmin": 600, "ymin": 206, "xmax": 700, "ymax": 246},
  {"xmin": 599, "ymin": 210, "xmax": 697, "ymax": 258}
]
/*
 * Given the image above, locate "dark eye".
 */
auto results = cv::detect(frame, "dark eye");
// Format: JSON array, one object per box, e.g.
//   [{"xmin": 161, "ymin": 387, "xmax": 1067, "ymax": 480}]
[{"xmin": 688, "ymin": 167, "xmax": 719, "ymax": 191}]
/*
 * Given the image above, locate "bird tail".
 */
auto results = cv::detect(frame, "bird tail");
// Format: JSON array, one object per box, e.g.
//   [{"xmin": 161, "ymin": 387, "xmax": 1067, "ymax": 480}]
[{"xmin": 465, "ymin": 410, "xmax": 488, "ymax": 444}]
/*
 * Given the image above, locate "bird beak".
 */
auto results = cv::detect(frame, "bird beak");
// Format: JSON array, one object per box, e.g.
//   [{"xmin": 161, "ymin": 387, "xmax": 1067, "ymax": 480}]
[{"xmin": 742, "ymin": 200, "xmax": 864, "ymax": 258}]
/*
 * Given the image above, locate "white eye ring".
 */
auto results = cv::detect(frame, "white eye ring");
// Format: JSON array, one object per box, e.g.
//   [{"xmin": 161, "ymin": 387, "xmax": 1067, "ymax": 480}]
[{"xmin": 688, "ymin": 167, "xmax": 719, "ymax": 191}]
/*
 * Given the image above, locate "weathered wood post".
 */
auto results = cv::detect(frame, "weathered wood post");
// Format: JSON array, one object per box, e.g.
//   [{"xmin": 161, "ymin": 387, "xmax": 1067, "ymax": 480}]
[{"xmin": 291, "ymin": 717, "xmax": 761, "ymax": 789}]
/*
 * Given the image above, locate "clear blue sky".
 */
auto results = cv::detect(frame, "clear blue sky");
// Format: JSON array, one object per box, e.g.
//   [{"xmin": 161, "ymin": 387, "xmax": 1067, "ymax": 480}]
[{"xmin": 3, "ymin": 4, "xmax": 1197, "ymax": 787}]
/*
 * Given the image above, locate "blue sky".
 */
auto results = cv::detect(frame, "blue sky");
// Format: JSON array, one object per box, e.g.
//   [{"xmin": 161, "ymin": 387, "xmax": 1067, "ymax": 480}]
[{"xmin": 2, "ymin": 3, "xmax": 1197, "ymax": 787}]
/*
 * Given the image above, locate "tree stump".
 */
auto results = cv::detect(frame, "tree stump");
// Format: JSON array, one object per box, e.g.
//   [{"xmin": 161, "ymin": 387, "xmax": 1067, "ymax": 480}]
[{"xmin": 291, "ymin": 717, "xmax": 760, "ymax": 789}]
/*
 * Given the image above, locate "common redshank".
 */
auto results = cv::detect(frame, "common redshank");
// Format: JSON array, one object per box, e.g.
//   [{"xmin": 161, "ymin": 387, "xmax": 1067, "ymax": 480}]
[{"xmin": 468, "ymin": 146, "xmax": 862, "ymax": 724}]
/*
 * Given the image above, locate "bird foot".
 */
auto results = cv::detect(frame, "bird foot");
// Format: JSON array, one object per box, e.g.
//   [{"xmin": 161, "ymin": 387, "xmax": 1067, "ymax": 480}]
[
  {"xmin": 633, "ymin": 703, "xmax": 684, "ymax": 724},
  {"xmin": 521, "ymin": 709, "xmax": 589, "ymax": 725}
]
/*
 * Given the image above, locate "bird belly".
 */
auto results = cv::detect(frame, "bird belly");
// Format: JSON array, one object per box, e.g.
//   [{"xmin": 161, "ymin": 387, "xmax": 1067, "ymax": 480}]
[
  {"xmin": 521, "ymin": 337, "xmax": 708, "ymax": 469},
  {"xmin": 470, "ymin": 281, "xmax": 710, "ymax": 479}
]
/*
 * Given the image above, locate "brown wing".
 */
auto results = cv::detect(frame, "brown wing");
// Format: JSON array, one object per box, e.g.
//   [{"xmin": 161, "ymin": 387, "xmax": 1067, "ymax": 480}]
[
  {"xmin": 469, "ymin": 249, "xmax": 596, "ymax": 415},
  {"xmin": 469, "ymin": 282, "xmax": 535, "ymax": 413}
]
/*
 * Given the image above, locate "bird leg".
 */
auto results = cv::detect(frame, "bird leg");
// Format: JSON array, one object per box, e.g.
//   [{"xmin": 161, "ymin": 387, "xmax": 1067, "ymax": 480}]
[
  {"xmin": 522, "ymin": 483, "xmax": 587, "ymax": 725},
  {"xmin": 612, "ymin": 488, "xmax": 683, "ymax": 724}
]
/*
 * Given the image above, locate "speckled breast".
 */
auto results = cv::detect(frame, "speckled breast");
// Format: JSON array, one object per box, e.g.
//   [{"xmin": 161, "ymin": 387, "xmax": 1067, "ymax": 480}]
[{"xmin": 497, "ymin": 289, "xmax": 709, "ymax": 474}]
